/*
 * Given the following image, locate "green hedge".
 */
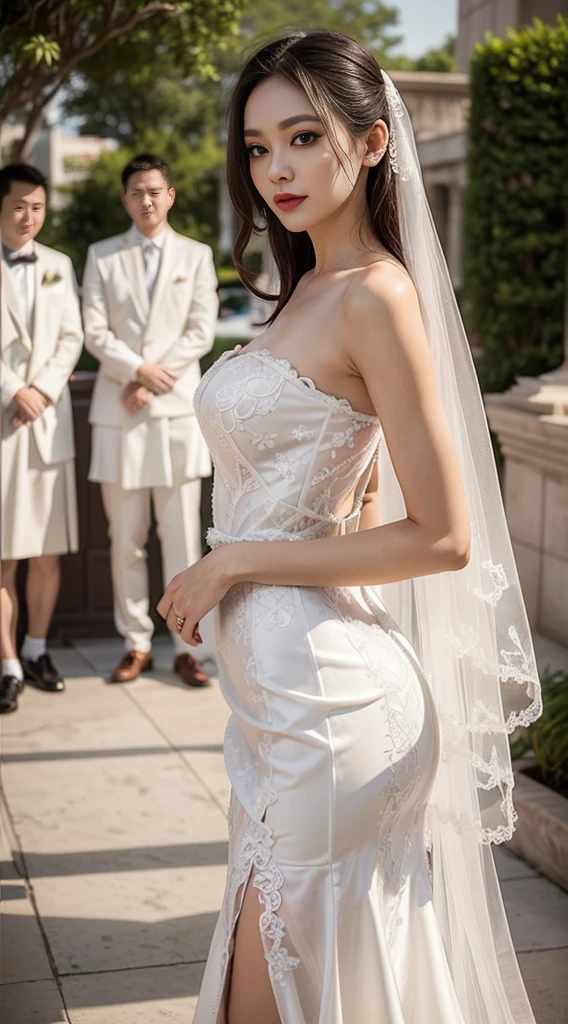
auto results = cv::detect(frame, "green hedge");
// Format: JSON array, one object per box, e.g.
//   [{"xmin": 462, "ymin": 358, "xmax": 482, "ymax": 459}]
[{"xmin": 464, "ymin": 16, "xmax": 568, "ymax": 393}]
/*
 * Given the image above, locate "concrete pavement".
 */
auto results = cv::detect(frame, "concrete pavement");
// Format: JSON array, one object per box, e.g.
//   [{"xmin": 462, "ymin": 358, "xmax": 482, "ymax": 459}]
[{"xmin": 1, "ymin": 622, "xmax": 567, "ymax": 1023}]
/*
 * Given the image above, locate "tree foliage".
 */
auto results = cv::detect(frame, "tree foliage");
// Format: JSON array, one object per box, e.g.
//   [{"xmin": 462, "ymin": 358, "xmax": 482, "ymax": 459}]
[
  {"xmin": 0, "ymin": 0, "xmax": 243, "ymax": 158},
  {"xmin": 389, "ymin": 34, "xmax": 457, "ymax": 73},
  {"xmin": 235, "ymin": 0, "xmax": 402, "ymax": 65},
  {"xmin": 464, "ymin": 16, "xmax": 568, "ymax": 393},
  {"xmin": 60, "ymin": 0, "xmax": 405, "ymax": 144}
]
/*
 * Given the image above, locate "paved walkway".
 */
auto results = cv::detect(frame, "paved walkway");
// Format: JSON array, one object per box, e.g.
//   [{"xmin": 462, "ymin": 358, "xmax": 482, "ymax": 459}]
[{"xmin": 1, "ymin": 622, "xmax": 568, "ymax": 1023}]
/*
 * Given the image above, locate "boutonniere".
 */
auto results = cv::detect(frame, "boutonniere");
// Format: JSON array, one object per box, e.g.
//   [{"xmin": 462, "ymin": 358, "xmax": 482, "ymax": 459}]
[
  {"xmin": 173, "ymin": 275, "xmax": 187, "ymax": 284},
  {"xmin": 42, "ymin": 269, "xmax": 63, "ymax": 287}
]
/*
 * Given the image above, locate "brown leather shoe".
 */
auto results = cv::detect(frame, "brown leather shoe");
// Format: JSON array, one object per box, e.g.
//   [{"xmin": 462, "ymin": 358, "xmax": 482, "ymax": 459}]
[
  {"xmin": 109, "ymin": 651, "xmax": 153, "ymax": 683},
  {"xmin": 174, "ymin": 653, "xmax": 211, "ymax": 688}
]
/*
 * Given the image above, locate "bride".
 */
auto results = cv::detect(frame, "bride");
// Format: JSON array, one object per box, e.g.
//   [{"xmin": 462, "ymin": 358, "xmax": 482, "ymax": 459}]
[{"xmin": 158, "ymin": 30, "xmax": 542, "ymax": 1024}]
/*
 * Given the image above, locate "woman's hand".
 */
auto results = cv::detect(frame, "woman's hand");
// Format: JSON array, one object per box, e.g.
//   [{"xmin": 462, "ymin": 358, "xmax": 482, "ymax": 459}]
[{"xmin": 156, "ymin": 548, "xmax": 234, "ymax": 647}]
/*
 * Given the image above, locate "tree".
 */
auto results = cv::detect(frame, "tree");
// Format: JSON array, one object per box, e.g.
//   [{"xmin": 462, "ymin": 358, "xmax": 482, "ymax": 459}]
[
  {"xmin": 235, "ymin": 0, "xmax": 403, "ymax": 65},
  {"xmin": 0, "ymin": 0, "xmax": 243, "ymax": 159},
  {"xmin": 60, "ymin": 0, "xmax": 404, "ymax": 143},
  {"xmin": 388, "ymin": 34, "xmax": 457, "ymax": 73}
]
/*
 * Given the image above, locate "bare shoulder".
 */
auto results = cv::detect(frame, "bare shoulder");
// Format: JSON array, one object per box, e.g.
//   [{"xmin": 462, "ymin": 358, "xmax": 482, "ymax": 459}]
[
  {"xmin": 345, "ymin": 259, "xmax": 419, "ymax": 328},
  {"xmin": 343, "ymin": 259, "xmax": 427, "ymax": 375}
]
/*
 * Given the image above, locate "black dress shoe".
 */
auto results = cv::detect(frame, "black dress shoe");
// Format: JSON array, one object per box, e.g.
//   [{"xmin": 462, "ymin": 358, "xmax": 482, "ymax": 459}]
[
  {"xmin": 0, "ymin": 675, "xmax": 23, "ymax": 714},
  {"xmin": 20, "ymin": 653, "xmax": 65, "ymax": 692}
]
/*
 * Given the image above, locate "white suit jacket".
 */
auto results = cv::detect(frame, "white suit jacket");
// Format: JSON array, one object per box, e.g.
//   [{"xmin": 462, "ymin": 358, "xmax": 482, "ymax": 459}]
[
  {"xmin": 82, "ymin": 225, "xmax": 218, "ymax": 430},
  {"xmin": 1, "ymin": 243, "xmax": 83, "ymax": 464}
]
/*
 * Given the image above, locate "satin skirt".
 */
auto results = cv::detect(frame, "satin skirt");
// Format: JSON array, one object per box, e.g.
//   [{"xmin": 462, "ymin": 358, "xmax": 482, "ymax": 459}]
[{"xmin": 193, "ymin": 582, "xmax": 466, "ymax": 1023}]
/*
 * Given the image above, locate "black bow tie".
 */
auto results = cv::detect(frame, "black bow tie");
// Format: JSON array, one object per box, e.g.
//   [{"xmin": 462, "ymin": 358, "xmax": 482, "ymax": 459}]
[{"xmin": 3, "ymin": 246, "xmax": 38, "ymax": 266}]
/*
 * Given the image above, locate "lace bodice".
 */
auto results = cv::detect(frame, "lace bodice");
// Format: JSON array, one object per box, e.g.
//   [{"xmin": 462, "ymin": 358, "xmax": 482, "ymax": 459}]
[{"xmin": 194, "ymin": 347, "xmax": 382, "ymax": 545}]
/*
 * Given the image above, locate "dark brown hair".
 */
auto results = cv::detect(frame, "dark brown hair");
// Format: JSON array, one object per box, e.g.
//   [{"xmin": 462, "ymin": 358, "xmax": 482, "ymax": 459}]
[
  {"xmin": 121, "ymin": 153, "xmax": 171, "ymax": 190},
  {"xmin": 226, "ymin": 30, "xmax": 405, "ymax": 325}
]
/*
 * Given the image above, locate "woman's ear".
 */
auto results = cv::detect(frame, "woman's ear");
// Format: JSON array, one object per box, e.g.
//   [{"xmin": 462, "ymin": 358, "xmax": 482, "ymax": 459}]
[{"xmin": 363, "ymin": 119, "xmax": 389, "ymax": 167}]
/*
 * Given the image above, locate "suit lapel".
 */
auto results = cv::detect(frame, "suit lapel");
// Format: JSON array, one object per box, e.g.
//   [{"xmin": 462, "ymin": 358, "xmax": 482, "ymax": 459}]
[
  {"xmin": 1, "ymin": 260, "xmax": 32, "ymax": 353},
  {"xmin": 145, "ymin": 228, "xmax": 176, "ymax": 340},
  {"xmin": 119, "ymin": 227, "xmax": 150, "ymax": 322}
]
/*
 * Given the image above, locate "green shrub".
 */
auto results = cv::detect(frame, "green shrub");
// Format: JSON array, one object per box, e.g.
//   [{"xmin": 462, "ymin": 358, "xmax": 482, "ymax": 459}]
[
  {"xmin": 510, "ymin": 669, "xmax": 568, "ymax": 796},
  {"xmin": 464, "ymin": 17, "xmax": 568, "ymax": 394},
  {"xmin": 529, "ymin": 671, "xmax": 568, "ymax": 794}
]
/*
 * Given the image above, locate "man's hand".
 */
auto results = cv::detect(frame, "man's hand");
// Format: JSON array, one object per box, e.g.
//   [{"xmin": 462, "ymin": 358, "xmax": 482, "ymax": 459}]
[
  {"xmin": 136, "ymin": 363, "xmax": 178, "ymax": 395},
  {"xmin": 122, "ymin": 382, "xmax": 152, "ymax": 415},
  {"xmin": 13, "ymin": 387, "xmax": 49, "ymax": 423}
]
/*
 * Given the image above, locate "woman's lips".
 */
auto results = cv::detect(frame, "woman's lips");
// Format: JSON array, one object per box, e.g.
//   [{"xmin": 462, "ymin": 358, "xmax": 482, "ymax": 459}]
[{"xmin": 275, "ymin": 196, "xmax": 306, "ymax": 211}]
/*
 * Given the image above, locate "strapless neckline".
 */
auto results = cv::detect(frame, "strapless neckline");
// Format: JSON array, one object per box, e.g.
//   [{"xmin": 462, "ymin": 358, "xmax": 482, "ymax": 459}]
[{"xmin": 226, "ymin": 346, "xmax": 381, "ymax": 426}]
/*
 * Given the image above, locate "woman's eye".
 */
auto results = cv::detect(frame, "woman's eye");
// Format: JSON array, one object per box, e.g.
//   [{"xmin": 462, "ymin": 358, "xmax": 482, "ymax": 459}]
[
  {"xmin": 292, "ymin": 131, "xmax": 320, "ymax": 146},
  {"xmin": 247, "ymin": 144, "xmax": 267, "ymax": 158}
]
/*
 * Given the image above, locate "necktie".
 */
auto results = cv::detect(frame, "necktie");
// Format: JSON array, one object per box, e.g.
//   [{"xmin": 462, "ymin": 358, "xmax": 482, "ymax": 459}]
[{"xmin": 143, "ymin": 241, "xmax": 160, "ymax": 301}]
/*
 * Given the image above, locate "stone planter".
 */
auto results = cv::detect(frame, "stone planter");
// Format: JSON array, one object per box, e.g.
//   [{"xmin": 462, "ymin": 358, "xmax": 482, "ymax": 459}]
[{"xmin": 509, "ymin": 762, "xmax": 568, "ymax": 892}]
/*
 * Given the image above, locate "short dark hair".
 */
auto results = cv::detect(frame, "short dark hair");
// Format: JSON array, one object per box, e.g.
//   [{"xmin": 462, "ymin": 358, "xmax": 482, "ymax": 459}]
[
  {"xmin": 121, "ymin": 153, "xmax": 171, "ymax": 190},
  {"xmin": 0, "ymin": 163, "xmax": 48, "ymax": 209}
]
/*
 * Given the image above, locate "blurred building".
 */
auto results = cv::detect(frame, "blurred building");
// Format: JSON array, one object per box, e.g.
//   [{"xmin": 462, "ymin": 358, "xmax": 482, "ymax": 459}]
[
  {"xmin": 457, "ymin": 0, "xmax": 568, "ymax": 71},
  {"xmin": 0, "ymin": 124, "xmax": 118, "ymax": 208}
]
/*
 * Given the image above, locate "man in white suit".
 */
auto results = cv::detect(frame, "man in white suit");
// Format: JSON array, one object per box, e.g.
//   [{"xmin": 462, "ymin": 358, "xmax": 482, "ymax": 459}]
[
  {"xmin": 82, "ymin": 154, "xmax": 217, "ymax": 686},
  {"xmin": 0, "ymin": 164, "xmax": 83, "ymax": 714}
]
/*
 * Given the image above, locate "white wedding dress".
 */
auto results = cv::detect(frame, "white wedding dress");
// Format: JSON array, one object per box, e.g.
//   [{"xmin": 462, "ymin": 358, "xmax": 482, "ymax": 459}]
[{"xmin": 192, "ymin": 345, "xmax": 470, "ymax": 1023}]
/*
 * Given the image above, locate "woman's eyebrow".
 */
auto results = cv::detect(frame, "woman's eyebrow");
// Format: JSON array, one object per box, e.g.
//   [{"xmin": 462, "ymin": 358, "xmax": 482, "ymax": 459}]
[{"xmin": 244, "ymin": 114, "xmax": 322, "ymax": 138}]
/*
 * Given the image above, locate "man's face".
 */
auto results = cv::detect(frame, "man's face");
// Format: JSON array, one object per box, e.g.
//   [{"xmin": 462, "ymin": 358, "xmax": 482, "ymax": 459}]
[
  {"xmin": 0, "ymin": 181, "xmax": 46, "ymax": 250},
  {"xmin": 121, "ymin": 169, "xmax": 175, "ymax": 235}
]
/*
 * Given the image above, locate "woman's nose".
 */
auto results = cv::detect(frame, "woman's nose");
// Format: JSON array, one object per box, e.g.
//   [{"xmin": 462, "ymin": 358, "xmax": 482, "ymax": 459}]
[{"xmin": 268, "ymin": 160, "xmax": 293, "ymax": 184}]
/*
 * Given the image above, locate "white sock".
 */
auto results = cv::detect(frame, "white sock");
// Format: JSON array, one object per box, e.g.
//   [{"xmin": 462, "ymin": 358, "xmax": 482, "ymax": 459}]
[
  {"xmin": 21, "ymin": 635, "xmax": 47, "ymax": 661},
  {"xmin": 2, "ymin": 658, "xmax": 23, "ymax": 682}
]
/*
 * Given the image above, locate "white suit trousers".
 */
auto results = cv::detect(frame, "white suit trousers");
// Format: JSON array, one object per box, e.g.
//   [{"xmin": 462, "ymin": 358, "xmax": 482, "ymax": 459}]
[{"xmin": 101, "ymin": 478, "xmax": 202, "ymax": 654}]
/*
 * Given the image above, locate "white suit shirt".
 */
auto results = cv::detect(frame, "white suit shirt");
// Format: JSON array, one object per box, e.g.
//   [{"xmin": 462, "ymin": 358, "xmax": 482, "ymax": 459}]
[{"xmin": 4, "ymin": 241, "xmax": 36, "ymax": 334}]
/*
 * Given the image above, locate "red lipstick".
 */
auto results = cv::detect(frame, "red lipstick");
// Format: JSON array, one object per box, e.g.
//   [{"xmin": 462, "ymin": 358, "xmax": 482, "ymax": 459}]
[{"xmin": 274, "ymin": 193, "xmax": 307, "ymax": 211}]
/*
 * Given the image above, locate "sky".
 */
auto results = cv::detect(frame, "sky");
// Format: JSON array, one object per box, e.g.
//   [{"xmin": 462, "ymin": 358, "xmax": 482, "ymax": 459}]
[{"xmin": 391, "ymin": 0, "xmax": 458, "ymax": 58}]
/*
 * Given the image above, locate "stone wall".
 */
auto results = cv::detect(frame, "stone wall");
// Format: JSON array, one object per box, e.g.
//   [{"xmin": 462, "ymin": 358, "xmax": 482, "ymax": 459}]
[{"xmin": 486, "ymin": 378, "xmax": 568, "ymax": 646}]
